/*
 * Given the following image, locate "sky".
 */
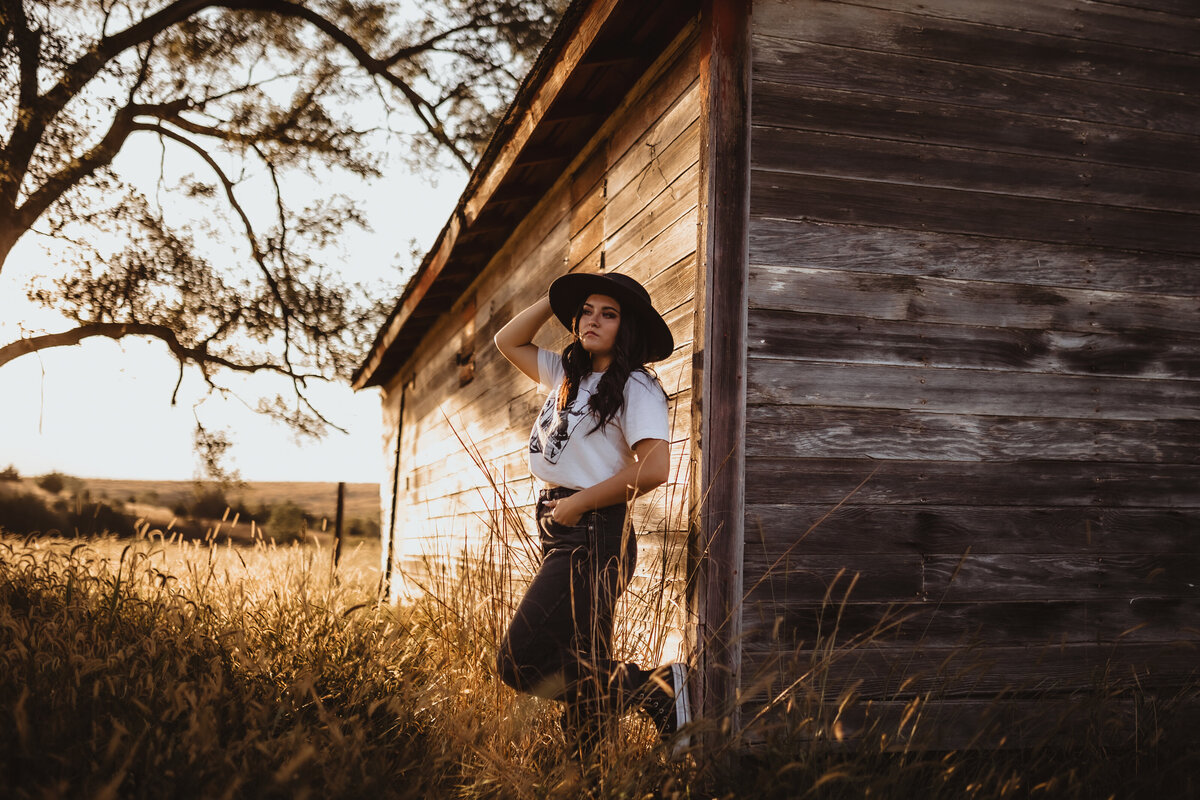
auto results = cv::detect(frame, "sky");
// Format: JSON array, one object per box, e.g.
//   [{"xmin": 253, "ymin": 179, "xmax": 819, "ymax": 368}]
[{"xmin": 0, "ymin": 129, "xmax": 466, "ymax": 484}]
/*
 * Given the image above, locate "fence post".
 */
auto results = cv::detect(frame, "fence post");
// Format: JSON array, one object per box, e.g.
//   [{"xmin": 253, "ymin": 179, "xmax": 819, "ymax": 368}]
[{"xmin": 333, "ymin": 481, "xmax": 345, "ymax": 572}]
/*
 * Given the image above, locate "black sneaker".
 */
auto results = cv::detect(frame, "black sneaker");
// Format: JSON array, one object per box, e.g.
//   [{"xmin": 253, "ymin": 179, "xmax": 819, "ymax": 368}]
[{"xmin": 642, "ymin": 662, "xmax": 691, "ymax": 754}]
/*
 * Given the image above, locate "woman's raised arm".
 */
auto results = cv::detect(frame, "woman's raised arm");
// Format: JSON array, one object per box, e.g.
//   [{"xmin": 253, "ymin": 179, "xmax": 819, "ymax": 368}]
[{"xmin": 494, "ymin": 296, "xmax": 555, "ymax": 383}]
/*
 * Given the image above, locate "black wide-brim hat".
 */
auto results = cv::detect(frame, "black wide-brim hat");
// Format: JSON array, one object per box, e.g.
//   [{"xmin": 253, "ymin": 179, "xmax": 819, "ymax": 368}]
[{"xmin": 548, "ymin": 271, "xmax": 674, "ymax": 362}]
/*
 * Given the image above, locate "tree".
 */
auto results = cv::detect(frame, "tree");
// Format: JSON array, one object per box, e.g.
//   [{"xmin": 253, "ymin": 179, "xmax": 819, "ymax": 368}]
[
  {"xmin": 35, "ymin": 471, "xmax": 67, "ymax": 493},
  {"xmin": 0, "ymin": 0, "xmax": 564, "ymax": 454}
]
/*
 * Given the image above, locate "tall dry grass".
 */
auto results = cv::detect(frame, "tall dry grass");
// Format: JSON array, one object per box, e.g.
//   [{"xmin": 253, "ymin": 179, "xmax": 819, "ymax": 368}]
[{"xmin": 1, "ymin": 517, "xmax": 1196, "ymax": 798}]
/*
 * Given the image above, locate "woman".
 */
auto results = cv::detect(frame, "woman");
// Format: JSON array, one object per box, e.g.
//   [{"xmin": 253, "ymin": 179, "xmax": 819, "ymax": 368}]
[{"xmin": 493, "ymin": 271, "xmax": 691, "ymax": 757}]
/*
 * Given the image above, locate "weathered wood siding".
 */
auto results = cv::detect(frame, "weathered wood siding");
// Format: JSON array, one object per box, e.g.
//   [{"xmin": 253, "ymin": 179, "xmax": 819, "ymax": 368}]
[
  {"xmin": 380, "ymin": 24, "xmax": 702, "ymax": 662},
  {"xmin": 743, "ymin": 0, "xmax": 1200, "ymax": 726}
]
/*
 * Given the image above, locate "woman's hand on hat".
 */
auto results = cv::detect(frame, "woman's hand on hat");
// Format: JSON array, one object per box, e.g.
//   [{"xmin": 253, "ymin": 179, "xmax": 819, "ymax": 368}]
[{"xmin": 546, "ymin": 496, "xmax": 584, "ymax": 527}]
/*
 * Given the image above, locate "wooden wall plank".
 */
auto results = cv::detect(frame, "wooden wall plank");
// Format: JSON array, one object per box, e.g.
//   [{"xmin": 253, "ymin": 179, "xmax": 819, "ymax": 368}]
[
  {"xmin": 753, "ymin": 80, "xmax": 1200, "ymax": 175},
  {"xmin": 753, "ymin": 126, "xmax": 1200, "ymax": 215},
  {"xmin": 923, "ymin": 553, "xmax": 1200, "ymax": 602},
  {"xmin": 823, "ymin": 0, "xmax": 1200, "ymax": 55},
  {"xmin": 739, "ymin": 642, "xmax": 1200, "ymax": 700},
  {"xmin": 754, "ymin": 35, "xmax": 1200, "ymax": 135},
  {"xmin": 751, "ymin": 171, "xmax": 1200, "ymax": 256},
  {"xmin": 749, "ymin": 219, "xmax": 1198, "ymax": 296},
  {"xmin": 745, "ymin": 504, "xmax": 1200, "ymax": 556},
  {"xmin": 747, "ymin": 359, "xmax": 1200, "ymax": 422},
  {"xmin": 743, "ymin": 459, "xmax": 1200, "ymax": 508},
  {"xmin": 1099, "ymin": 0, "xmax": 1199, "ymax": 16},
  {"xmin": 747, "ymin": 406, "xmax": 1200, "ymax": 463},
  {"xmin": 749, "ymin": 267, "xmax": 1200, "ymax": 338},
  {"xmin": 606, "ymin": 169, "xmax": 700, "ymax": 268},
  {"xmin": 754, "ymin": 0, "xmax": 1200, "ymax": 92},
  {"xmin": 606, "ymin": 84, "xmax": 701, "ymax": 199},
  {"xmin": 746, "ymin": 597, "xmax": 1200, "ymax": 648},
  {"xmin": 743, "ymin": 553, "xmax": 1199, "ymax": 604},
  {"xmin": 748, "ymin": 310, "xmax": 1200, "ymax": 380}
]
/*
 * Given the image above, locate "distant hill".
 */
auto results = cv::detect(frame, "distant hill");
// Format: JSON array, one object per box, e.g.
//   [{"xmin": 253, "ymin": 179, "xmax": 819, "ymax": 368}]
[{"xmin": 83, "ymin": 479, "xmax": 381, "ymax": 523}]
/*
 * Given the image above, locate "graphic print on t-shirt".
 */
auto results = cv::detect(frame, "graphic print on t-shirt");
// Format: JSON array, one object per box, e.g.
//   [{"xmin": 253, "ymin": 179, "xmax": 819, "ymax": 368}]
[{"xmin": 529, "ymin": 391, "xmax": 592, "ymax": 465}]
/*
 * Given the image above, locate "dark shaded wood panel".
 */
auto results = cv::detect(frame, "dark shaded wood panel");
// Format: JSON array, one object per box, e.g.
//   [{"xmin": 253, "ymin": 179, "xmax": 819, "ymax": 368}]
[
  {"xmin": 740, "ymin": 552, "xmax": 925, "ymax": 603},
  {"xmin": 743, "ymin": 458, "xmax": 1200, "ymax": 507},
  {"xmin": 743, "ymin": 553, "xmax": 1199, "ymax": 605},
  {"xmin": 753, "ymin": 80, "xmax": 1200, "ymax": 175},
  {"xmin": 752, "ymin": 126, "xmax": 1200, "ymax": 214},
  {"xmin": 739, "ymin": 641, "xmax": 1200, "ymax": 701},
  {"xmin": 745, "ymin": 504, "xmax": 1200, "ymax": 556},
  {"xmin": 751, "ymin": 171, "xmax": 1200, "ymax": 256},
  {"xmin": 924, "ymin": 553, "xmax": 1200, "ymax": 603},
  {"xmin": 748, "ymin": 219, "xmax": 1199, "ymax": 295},
  {"xmin": 749, "ymin": 309, "xmax": 1200, "ymax": 380},
  {"xmin": 747, "ymin": 405, "xmax": 1200, "ymax": 463},
  {"xmin": 752, "ymin": 262, "xmax": 1200, "ymax": 339},
  {"xmin": 832, "ymin": 0, "xmax": 1200, "ymax": 55},
  {"xmin": 743, "ymin": 597, "xmax": 1200, "ymax": 650},
  {"xmin": 754, "ymin": 0, "xmax": 1200, "ymax": 92},
  {"xmin": 747, "ymin": 359, "xmax": 1200, "ymax": 422},
  {"xmin": 692, "ymin": 0, "xmax": 752, "ymax": 727},
  {"xmin": 741, "ymin": 695, "xmax": 1200, "ymax": 751},
  {"xmin": 1097, "ymin": 0, "xmax": 1199, "ymax": 16},
  {"xmin": 754, "ymin": 35, "xmax": 1200, "ymax": 136}
]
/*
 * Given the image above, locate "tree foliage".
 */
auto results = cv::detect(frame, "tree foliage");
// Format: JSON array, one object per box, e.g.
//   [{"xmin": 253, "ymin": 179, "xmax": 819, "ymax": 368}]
[{"xmin": 0, "ymin": 0, "xmax": 564, "ymax": 451}]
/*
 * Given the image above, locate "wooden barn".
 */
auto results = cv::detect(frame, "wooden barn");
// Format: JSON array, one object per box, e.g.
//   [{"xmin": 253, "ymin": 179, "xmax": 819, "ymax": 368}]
[{"xmin": 354, "ymin": 0, "xmax": 1200, "ymax": 743}]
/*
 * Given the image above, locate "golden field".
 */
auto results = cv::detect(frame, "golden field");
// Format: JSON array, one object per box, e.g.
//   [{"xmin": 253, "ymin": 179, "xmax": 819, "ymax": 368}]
[
  {"xmin": 81, "ymin": 478, "xmax": 381, "ymax": 523},
  {"xmin": 0, "ymin": 530, "xmax": 1195, "ymax": 799}
]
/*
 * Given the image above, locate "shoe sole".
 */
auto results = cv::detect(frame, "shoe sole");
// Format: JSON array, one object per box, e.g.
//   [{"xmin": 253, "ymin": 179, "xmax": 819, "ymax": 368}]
[{"xmin": 671, "ymin": 662, "xmax": 691, "ymax": 756}]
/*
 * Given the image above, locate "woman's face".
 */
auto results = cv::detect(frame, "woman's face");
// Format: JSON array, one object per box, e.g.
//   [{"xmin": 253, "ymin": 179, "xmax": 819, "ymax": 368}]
[{"xmin": 576, "ymin": 293, "xmax": 621, "ymax": 368}]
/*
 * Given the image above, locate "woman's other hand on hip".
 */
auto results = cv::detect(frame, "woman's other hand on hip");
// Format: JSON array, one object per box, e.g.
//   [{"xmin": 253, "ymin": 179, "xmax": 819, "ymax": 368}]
[{"xmin": 546, "ymin": 496, "xmax": 585, "ymax": 527}]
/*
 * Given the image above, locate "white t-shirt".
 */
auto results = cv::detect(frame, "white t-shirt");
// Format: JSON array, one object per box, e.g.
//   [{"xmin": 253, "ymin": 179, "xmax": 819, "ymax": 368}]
[{"xmin": 529, "ymin": 347, "xmax": 669, "ymax": 490}]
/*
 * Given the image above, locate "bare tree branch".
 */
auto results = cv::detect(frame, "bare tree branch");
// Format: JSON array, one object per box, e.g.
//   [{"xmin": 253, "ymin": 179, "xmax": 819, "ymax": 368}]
[
  {"xmin": 11, "ymin": 100, "xmax": 191, "ymax": 235},
  {"xmin": 221, "ymin": 0, "xmax": 477, "ymax": 170},
  {"xmin": 0, "ymin": 0, "xmax": 564, "ymax": 454},
  {"xmin": 131, "ymin": 121, "xmax": 293, "ymax": 346},
  {"xmin": 0, "ymin": 321, "xmax": 323, "ymax": 380}
]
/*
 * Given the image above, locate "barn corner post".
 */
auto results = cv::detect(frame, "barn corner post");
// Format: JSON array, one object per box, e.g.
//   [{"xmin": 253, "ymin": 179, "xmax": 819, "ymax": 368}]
[{"xmin": 691, "ymin": 0, "xmax": 751, "ymax": 744}]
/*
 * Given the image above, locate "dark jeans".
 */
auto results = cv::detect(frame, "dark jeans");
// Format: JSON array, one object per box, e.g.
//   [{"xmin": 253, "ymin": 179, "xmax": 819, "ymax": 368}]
[{"xmin": 496, "ymin": 487, "xmax": 649, "ymax": 744}]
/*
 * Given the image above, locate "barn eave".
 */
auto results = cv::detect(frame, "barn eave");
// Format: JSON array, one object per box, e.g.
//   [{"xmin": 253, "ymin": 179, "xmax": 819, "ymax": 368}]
[{"xmin": 352, "ymin": 0, "xmax": 697, "ymax": 391}]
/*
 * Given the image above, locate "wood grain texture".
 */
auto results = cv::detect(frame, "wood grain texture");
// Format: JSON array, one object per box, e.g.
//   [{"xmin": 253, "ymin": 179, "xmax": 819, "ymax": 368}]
[
  {"xmin": 751, "ymin": 170, "xmax": 1200, "ymax": 256},
  {"xmin": 752, "ymin": 126, "xmax": 1200, "ymax": 215},
  {"xmin": 746, "ymin": 406, "xmax": 1200, "ymax": 463},
  {"xmin": 692, "ymin": 0, "xmax": 752, "ymax": 727},
  {"xmin": 742, "ymin": 552, "xmax": 1200, "ymax": 605},
  {"xmin": 748, "ymin": 310, "xmax": 1200, "ymax": 380},
  {"xmin": 742, "ymin": 597, "xmax": 1200, "ymax": 649},
  {"xmin": 749, "ymin": 266, "xmax": 1200, "ymax": 338},
  {"xmin": 754, "ymin": 0, "xmax": 1200, "ymax": 92},
  {"xmin": 824, "ymin": 0, "xmax": 1200, "ymax": 55},
  {"xmin": 739, "ymin": 641, "xmax": 1200, "ymax": 701},
  {"xmin": 749, "ymin": 219, "xmax": 1198, "ymax": 296},
  {"xmin": 736, "ymin": 0, "xmax": 1200, "ymax": 734},
  {"xmin": 752, "ymin": 79, "xmax": 1200, "ymax": 176},
  {"xmin": 742, "ymin": 459, "xmax": 1200, "ymax": 508},
  {"xmin": 744, "ymin": 504, "xmax": 1200, "ymax": 555},
  {"xmin": 747, "ymin": 358, "xmax": 1200, "ymax": 422},
  {"xmin": 753, "ymin": 35, "xmax": 1200, "ymax": 136}
]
